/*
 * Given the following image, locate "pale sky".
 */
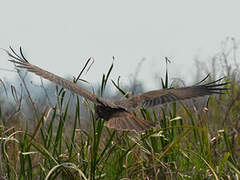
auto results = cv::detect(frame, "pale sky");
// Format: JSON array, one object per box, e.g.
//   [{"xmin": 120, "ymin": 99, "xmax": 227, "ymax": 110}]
[{"xmin": 0, "ymin": 1, "xmax": 240, "ymax": 90}]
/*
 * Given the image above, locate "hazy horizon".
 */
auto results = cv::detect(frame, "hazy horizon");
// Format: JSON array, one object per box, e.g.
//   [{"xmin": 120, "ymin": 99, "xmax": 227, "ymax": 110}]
[{"xmin": 1, "ymin": 1, "xmax": 240, "ymax": 90}]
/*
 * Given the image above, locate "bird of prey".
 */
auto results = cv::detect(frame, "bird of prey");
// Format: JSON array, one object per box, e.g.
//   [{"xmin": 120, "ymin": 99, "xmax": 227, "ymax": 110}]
[{"xmin": 7, "ymin": 48, "xmax": 228, "ymax": 131}]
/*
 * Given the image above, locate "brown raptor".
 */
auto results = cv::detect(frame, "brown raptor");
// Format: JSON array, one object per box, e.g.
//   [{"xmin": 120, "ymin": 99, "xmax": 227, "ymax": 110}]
[{"xmin": 7, "ymin": 48, "xmax": 228, "ymax": 131}]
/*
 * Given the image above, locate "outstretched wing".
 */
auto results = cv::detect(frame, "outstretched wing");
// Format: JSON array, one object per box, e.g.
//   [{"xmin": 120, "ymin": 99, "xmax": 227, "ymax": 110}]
[
  {"xmin": 118, "ymin": 78, "xmax": 229, "ymax": 109},
  {"xmin": 7, "ymin": 48, "xmax": 99, "ymax": 104}
]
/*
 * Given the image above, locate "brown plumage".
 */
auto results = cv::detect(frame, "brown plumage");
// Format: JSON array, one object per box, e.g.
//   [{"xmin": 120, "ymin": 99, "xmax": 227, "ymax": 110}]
[{"xmin": 7, "ymin": 48, "xmax": 228, "ymax": 131}]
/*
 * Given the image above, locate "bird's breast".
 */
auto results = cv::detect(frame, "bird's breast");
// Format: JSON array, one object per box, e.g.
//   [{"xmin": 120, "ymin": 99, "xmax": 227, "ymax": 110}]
[{"xmin": 95, "ymin": 105, "xmax": 126, "ymax": 120}]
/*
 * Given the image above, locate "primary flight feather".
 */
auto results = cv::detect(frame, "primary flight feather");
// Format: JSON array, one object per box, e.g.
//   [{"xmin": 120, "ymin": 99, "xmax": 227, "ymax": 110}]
[{"xmin": 7, "ymin": 48, "xmax": 228, "ymax": 131}]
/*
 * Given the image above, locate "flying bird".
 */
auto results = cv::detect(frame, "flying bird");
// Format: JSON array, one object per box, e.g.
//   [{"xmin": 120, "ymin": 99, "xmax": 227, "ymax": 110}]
[{"xmin": 7, "ymin": 48, "xmax": 228, "ymax": 131}]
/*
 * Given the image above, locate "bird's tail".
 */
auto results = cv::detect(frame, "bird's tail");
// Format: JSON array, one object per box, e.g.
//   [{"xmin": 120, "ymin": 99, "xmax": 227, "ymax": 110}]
[{"xmin": 104, "ymin": 111, "xmax": 155, "ymax": 131}]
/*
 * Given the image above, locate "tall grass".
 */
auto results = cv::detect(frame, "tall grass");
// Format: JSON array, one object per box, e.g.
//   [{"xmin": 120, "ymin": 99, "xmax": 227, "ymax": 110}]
[{"xmin": 0, "ymin": 42, "xmax": 239, "ymax": 179}]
